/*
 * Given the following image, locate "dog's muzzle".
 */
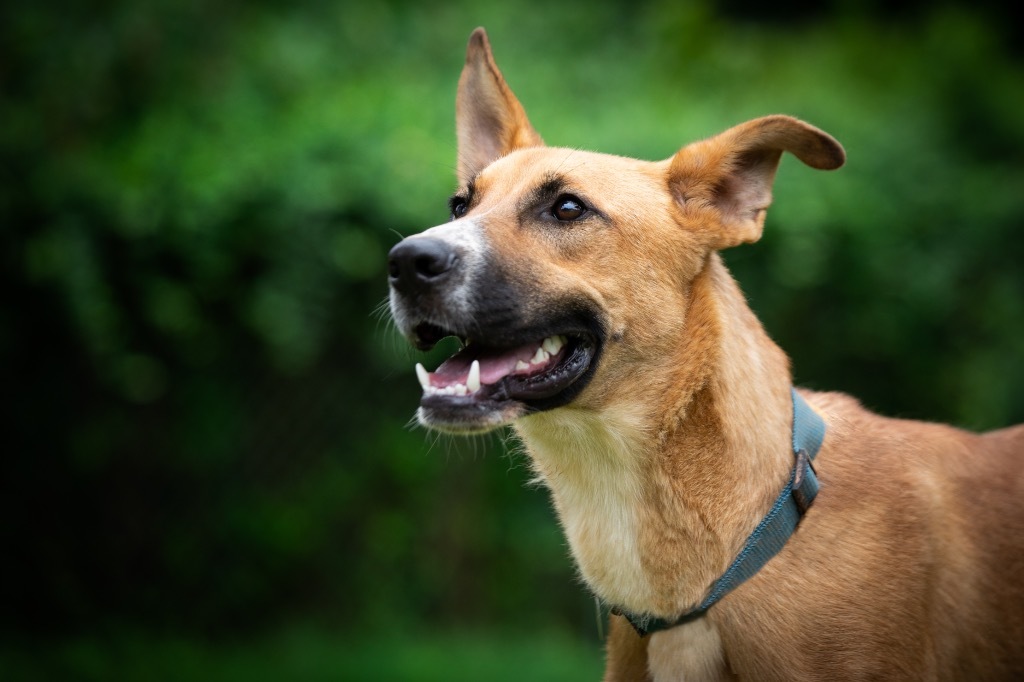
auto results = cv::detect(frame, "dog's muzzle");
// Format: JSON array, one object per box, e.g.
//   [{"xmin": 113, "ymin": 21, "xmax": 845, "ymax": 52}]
[{"xmin": 387, "ymin": 229, "xmax": 604, "ymax": 433}]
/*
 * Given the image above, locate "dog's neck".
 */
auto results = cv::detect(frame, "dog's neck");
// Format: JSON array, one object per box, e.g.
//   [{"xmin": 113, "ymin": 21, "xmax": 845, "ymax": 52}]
[{"xmin": 515, "ymin": 253, "xmax": 794, "ymax": 617}]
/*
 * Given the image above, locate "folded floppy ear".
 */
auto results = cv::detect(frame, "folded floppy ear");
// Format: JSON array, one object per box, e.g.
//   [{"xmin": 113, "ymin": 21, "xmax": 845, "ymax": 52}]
[
  {"xmin": 668, "ymin": 115, "xmax": 845, "ymax": 249},
  {"xmin": 456, "ymin": 28, "xmax": 544, "ymax": 185}
]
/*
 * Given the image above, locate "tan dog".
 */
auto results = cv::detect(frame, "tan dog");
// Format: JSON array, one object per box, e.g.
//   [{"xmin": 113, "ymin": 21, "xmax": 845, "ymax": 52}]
[{"xmin": 387, "ymin": 28, "xmax": 1024, "ymax": 680}]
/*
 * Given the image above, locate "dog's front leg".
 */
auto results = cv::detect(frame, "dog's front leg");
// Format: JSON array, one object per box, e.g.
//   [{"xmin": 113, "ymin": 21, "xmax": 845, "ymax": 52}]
[{"xmin": 604, "ymin": 613, "xmax": 652, "ymax": 681}]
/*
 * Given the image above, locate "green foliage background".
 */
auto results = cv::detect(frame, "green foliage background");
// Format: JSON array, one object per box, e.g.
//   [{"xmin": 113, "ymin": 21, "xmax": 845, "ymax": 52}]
[{"xmin": 2, "ymin": 0, "xmax": 1022, "ymax": 678}]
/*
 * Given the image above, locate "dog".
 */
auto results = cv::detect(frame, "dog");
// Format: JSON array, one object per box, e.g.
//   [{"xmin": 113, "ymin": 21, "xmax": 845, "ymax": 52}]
[{"xmin": 386, "ymin": 27, "xmax": 1024, "ymax": 680}]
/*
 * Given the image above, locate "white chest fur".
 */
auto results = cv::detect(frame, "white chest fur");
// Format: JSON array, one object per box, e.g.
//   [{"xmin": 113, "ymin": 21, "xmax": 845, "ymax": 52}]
[{"xmin": 514, "ymin": 405, "xmax": 656, "ymax": 612}]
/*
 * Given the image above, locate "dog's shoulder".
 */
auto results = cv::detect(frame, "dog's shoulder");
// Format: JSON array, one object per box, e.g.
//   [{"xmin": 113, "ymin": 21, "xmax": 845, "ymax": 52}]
[{"xmin": 803, "ymin": 387, "xmax": 1023, "ymax": 541}]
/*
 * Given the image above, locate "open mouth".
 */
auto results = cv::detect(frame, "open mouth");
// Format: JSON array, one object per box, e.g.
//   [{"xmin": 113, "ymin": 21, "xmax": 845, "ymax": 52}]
[{"xmin": 410, "ymin": 320, "xmax": 601, "ymax": 430}]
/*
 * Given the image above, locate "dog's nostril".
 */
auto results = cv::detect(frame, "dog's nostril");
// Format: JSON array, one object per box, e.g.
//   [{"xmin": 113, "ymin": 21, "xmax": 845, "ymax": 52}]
[
  {"xmin": 388, "ymin": 238, "xmax": 458, "ymax": 291},
  {"xmin": 414, "ymin": 253, "xmax": 455, "ymax": 278}
]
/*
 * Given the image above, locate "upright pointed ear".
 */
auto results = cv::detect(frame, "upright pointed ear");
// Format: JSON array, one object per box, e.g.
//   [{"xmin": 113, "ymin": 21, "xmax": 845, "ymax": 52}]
[
  {"xmin": 456, "ymin": 28, "xmax": 544, "ymax": 185},
  {"xmin": 668, "ymin": 115, "xmax": 845, "ymax": 249}
]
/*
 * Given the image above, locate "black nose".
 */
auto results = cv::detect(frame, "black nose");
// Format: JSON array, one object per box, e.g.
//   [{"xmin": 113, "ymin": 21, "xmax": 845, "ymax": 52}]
[{"xmin": 387, "ymin": 237, "xmax": 459, "ymax": 294}]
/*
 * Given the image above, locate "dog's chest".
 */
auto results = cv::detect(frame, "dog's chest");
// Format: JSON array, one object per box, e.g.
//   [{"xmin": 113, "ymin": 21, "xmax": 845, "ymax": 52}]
[
  {"xmin": 648, "ymin": 618, "xmax": 730, "ymax": 681},
  {"xmin": 515, "ymin": 409, "xmax": 657, "ymax": 611}
]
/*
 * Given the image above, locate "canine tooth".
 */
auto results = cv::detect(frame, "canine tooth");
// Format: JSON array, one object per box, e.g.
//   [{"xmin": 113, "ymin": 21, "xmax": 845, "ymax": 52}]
[
  {"xmin": 515, "ymin": 360, "xmax": 530, "ymax": 371},
  {"xmin": 467, "ymin": 360, "xmax": 481, "ymax": 392},
  {"xmin": 415, "ymin": 363, "xmax": 431, "ymax": 391}
]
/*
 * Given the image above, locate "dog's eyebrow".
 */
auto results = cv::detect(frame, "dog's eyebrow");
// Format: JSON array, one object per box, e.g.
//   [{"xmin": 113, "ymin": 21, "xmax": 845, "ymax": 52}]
[{"xmin": 523, "ymin": 173, "xmax": 568, "ymax": 209}]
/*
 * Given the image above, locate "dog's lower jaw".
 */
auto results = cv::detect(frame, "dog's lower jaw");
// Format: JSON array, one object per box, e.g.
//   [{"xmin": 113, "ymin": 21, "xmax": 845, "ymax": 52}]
[{"xmin": 416, "ymin": 400, "xmax": 527, "ymax": 434}]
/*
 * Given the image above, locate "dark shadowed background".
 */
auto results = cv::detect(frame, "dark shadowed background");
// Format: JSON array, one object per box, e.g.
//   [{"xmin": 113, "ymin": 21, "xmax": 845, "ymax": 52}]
[{"xmin": 2, "ymin": 0, "xmax": 1022, "ymax": 679}]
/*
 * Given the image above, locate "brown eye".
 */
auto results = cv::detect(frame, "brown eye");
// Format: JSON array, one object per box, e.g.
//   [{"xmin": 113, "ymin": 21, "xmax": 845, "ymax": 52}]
[{"xmin": 552, "ymin": 195, "xmax": 586, "ymax": 222}]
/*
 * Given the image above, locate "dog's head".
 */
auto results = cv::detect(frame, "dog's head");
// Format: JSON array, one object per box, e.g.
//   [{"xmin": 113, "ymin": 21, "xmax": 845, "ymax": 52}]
[{"xmin": 388, "ymin": 28, "xmax": 844, "ymax": 434}]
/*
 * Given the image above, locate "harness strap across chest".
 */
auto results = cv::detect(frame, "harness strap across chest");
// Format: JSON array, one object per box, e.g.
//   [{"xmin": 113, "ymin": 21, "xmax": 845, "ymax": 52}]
[{"xmin": 613, "ymin": 388, "xmax": 826, "ymax": 637}]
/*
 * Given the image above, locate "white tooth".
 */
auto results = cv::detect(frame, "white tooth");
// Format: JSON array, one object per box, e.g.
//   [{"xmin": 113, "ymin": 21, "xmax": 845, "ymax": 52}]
[
  {"xmin": 543, "ymin": 336, "xmax": 563, "ymax": 355},
  {"xmin": 467, "ymin": 360, "xmax": 481, "ymax": 393},
  {"xmin": 515, "ymin": 360, "xmax": 530, "ymax": 371},
  {"xmin": 532, "ymin": 347, "xmax": 551, "ymax": 364},
  {"xmin": 415, "ymin": 363, "xmax": 431, "ymax": 391},
  {"xmin": 454, "ymin": 384, "xmax": 467, "ymax": 396}
]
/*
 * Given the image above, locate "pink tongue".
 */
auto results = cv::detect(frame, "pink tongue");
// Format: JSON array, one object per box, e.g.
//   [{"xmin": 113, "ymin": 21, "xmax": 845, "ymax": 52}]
[{"xmin": 431, "ymin": 341, "xmax": 547, "ymax": 388}]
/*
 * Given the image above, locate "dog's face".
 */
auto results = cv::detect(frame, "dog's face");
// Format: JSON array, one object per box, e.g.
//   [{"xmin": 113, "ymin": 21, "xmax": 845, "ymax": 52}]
[
  {"xmin": 388, "ymin": 29, "xmax": 843, "ymax": 434},
  {"xmin": 389, "ymin": 147, "xmax": 705, "ymax": 432}
]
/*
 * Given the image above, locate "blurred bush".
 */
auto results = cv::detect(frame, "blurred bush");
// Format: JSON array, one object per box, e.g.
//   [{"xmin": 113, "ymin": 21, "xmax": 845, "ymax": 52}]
[{"xmin": 2, "ymin": 0, "xmax": 1022, "ymax": 674}]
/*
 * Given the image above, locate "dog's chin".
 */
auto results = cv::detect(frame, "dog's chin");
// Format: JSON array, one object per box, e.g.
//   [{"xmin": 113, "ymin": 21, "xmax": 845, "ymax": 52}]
[
  {"xmin": 409, "ymin": 326, "xmax": 601, "ymax": 434},
  {"xmin": 416, "ymin": 400, "xmax": 528, "ymax": 435}
]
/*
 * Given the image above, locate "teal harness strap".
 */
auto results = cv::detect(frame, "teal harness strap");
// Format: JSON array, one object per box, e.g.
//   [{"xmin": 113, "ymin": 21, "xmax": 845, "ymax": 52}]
[{"xmin": 615, "ymin": 388, "xmax": 826, "ymax": 637}]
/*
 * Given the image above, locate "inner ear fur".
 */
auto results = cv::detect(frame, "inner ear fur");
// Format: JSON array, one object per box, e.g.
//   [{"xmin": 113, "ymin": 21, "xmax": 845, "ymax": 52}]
[
  {"xmin": 668, "ymin": 115, "xmax": 845, "ymax": 249},
  {"xmin": 456, "ymin": 28, "xmax": 544, "ymax": 185}
]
